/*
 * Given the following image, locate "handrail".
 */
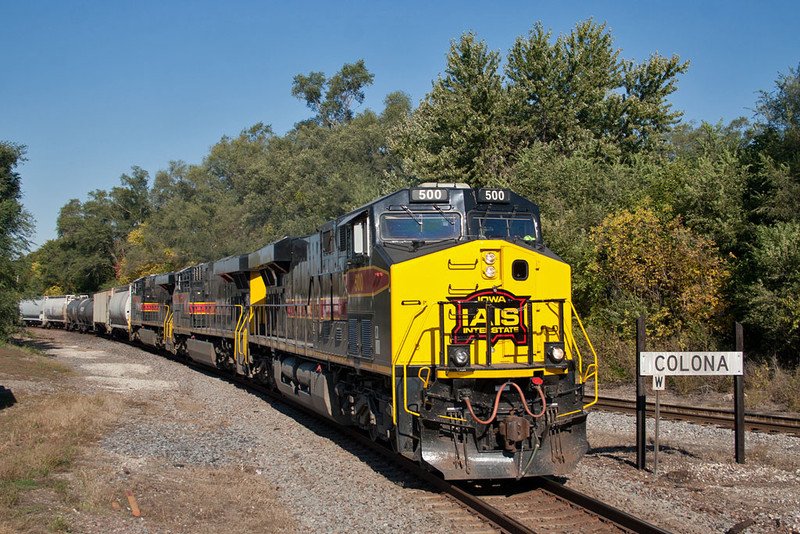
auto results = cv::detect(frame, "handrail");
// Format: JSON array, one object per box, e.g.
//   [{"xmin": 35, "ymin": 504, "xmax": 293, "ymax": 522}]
[
  {"xmin": 438, "ymin": 297, "xmax": 567, "ymax": 368},
  {"xmin": 162, "ymin": 305, "xmax": 171, "ymax": 345},
  {"xmin": 558, "ymin": 302, "xmax": 599, "ymax": 417},
  {"xmin": 391, "ymin": 303, "xmax": 432, "ymax": 425},
  {"xmin": 234, "ymin": 305, "xmax": 250, "ymax": 366}
]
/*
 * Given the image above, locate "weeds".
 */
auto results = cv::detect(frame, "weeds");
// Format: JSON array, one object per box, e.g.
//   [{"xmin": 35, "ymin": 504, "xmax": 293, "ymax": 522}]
[
  {"xmin": 47, "ymin": 515, "xmax": 70, "ymax": 532},
  {"xmin": 0, "ymin": 341, "xmax": 72, "ymax": 379},
  {"xmin": 744, "ymin": 358, "xmax": 800, "ymax": 411},
  {"xmin": 0, "ymin": 343, "xmax": 124, "ymax": 530}
]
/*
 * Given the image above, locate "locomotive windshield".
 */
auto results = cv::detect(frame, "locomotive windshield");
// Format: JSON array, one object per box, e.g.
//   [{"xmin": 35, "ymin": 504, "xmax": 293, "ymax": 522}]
[
  {"xmin": 470, "ymin": 213, "xmax": 539, "ymax": 240},
  {"xmin": 380, "ymin": 213, "xmax": 461, "ymax": 241}
]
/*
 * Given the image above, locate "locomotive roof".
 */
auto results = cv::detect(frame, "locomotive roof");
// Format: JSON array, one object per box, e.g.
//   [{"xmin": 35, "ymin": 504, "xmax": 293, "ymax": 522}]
[{"xmin": 213, "ymin": 253, "xmax": 249, "ymax": 275}]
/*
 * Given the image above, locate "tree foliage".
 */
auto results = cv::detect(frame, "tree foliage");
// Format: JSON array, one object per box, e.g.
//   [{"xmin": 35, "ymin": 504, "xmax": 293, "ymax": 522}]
[
  {"xmin": 588, "ymin": 206, "xmax": 729, "ymax": 343},
  {"xmin": 14, "ymin": 45, "xmax": 800, "ymax": 367},
  {"xmin": 392, "ymin": 32, "xmax": 507, "ymax": 187},
  {"xmin": 0, "ymin": 141, "xmax": 33, "ymax": 338},
  {"xmin": 292, "ymin": 60, "xmax": 375, "ymax": 129},
  {"xmin": 117, "ymin": 82, "xmax": 408, "ymax": 280},
  {"xmin": 394, "ymin": 20, "xmax": 689, "ymax": 186}
]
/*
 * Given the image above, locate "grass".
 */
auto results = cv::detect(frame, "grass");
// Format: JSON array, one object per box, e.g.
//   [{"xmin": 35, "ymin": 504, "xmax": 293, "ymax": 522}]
[
  {"xmin": 0, "ymin": 333, "xmax": 297, "ymax": 533},
  {"xmin": 742, "ymin": 358, "xmax": 800, "ymax": 412},
  {"xmin": 0, "ymin": 342, "xmax": 73, "ymax": 380},
  {"xmin": 0, "ymin": 341, "xmax": 124, "ymax": 532},
  {"xmin": 0, "ymin": 390, "xmax": 125, "ymax": 531},
  {"xmin": 75, "ymin": 461, "xmax": 297, "ymax": 533}
]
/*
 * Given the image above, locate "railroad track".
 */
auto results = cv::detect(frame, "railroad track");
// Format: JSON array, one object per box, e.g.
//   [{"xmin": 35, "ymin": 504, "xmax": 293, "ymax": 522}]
[
  {"xmin": 337, "ymin": 422, "xmax": 669, "ymax": 534},
  {"xmin": 449, "ymin": 476, "xmax": 670, "ymax": 534},
  {"xmin": 233, "ymin": 375, "xmax": 669, "ymax": 533},
  {"xmin": 242, "ymin": 384, "xmax": 666, "ymax": 533},
  {"xmin": 131, "ymin": 343, "xmax": 667, "ymax": 533},
  {"xmin": 592, "ymin": 395, "xmax": 800, "ymax": 435}
]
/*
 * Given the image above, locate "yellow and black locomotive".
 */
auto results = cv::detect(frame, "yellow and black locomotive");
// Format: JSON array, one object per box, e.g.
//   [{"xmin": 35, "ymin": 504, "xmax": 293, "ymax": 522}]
[{"xmin": 22, "ymin": 183, "xmax": 598, "ymax": 480}]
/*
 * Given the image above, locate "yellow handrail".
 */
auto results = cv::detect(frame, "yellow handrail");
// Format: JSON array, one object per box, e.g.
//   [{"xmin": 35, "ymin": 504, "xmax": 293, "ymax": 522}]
[
  {"xmin": 391, "ymin": 303, "xmax": 432, "ymax": 424},
  {"xmin": 558, "ymin": 302, "xmax": 599, "ymax": 417},
  {"xmin": 162, "ymin": 306, "xmax": 173, "ymax": 346},
  {"xmin": 234, "ymin": 305, "xmax": 251, "ymax": 366}
]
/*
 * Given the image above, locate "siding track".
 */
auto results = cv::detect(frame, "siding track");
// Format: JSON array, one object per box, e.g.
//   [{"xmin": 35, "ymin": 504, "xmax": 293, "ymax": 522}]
[{"xmin": 593, "ymin": 395, "xmax": 800, "ymax": 435}]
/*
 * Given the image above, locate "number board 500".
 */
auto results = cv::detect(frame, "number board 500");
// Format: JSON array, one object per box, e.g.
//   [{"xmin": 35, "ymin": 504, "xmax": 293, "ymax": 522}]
[
  {"xmin": 410, "ymin": 188, "xmax": 449, "ymax": 202},
  {"xmin": 478, "ymin": 188, "xmax": 511, "ymax": 203}
]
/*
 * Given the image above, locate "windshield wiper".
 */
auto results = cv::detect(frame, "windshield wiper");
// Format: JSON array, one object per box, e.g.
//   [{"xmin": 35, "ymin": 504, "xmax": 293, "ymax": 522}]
[
  {"xmin": 401, "ymin": 205, "xmax": 422, "ymax": 226},
  {"xmin": 432, "ymin": 204, "xmax": 455, "ymax": 225}
]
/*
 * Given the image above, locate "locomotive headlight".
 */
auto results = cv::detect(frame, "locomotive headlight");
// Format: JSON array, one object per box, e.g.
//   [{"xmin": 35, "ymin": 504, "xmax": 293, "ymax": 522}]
[
  {"xmin": 484, "ymin": 265, "xmax": 497, "ymax": 278},
  {"xmin": 545, "ymin": 342, "xmax": 566, "ymax": 365},
  {"xmin": 448, "ymin": 345, "xmax": 471, "ymax": 367},
  {"xmin": 484, "ymin": 252, "xmax": 497, "ymax": 265}
]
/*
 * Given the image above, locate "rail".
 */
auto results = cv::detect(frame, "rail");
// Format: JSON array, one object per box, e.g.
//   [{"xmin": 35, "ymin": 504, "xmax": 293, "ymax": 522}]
[
  {"xmin": 222, "ymin": 364, "xmax": 667, "ymax": 534},
  {"xmin": 592, "ymin": 395, "xmax": 800, "ymax": 435}
]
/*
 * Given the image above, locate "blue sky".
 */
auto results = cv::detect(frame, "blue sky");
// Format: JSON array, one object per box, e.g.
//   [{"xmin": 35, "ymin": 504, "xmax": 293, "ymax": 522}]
[{"xmin": 3, "ymin": 0, "xmax": 799, "ymax": 248}]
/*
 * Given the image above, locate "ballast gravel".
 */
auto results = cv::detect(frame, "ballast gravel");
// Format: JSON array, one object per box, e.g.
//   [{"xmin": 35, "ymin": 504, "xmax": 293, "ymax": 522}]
[{"xmin": 21, "ymin": 329, "xmax": 800, "ymax": 533}]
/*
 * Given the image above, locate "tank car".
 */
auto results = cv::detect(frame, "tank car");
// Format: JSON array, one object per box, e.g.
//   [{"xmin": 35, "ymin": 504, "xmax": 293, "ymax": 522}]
[
  {"xmin": 76, "ymin": 297, "xmax": 94, "ymax": 333},
  {"xmin": 92, "ymin": 286, "xmax": 130, "ymax": 335},
  {"xmin": 42, "ymin": 295, "xmax": 81, "ymax": 328},
  {"xmin": 18, "ymin": 298, "xmax": 44, "ymax": 326}
]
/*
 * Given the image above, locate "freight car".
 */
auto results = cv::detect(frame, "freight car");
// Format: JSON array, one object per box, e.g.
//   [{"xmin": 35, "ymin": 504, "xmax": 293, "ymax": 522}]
[
  {"xmin": 18, "ymin": 298, "xmax": 43, "ymax": 326},
  {"xmin": 20, "ymin": 184, "xmax": 598, "ymax": 481}
]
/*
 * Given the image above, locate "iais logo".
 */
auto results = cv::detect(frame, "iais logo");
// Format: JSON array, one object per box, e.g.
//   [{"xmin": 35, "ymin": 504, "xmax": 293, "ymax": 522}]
[{"xmin": 449, "ymin": 289, "xmax": 529, "ymax": 346}]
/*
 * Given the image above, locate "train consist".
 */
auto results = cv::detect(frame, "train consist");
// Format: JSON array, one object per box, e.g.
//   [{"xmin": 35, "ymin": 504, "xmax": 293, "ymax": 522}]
[{"xmin": 20, "ymin": 184, "xmax": 598, "ymax": 480}]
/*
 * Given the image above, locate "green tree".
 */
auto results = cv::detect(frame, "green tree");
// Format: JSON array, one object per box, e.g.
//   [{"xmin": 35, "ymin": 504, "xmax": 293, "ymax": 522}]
[
  {"xmin": 727, "ymin": 65, "xmax": 800, "ymax": 361},
  {"xmin": 0, "ymin": 141, "xmax": 33, "ymax": 337},
  {"xmin": 52, "ymin": 197, "xmax": 116, "ymax": 292},
  {"xmin": 292, "ymin": 60, "xmax": 375, "ymax": 129},
  {"xmin": 751, "ymin": 63, "xmax": 800, "ymax": 177},
  {"xmin": 392, "ymin": 32, "xmax": 507, "ymax": 186},
  {"xmin": 121, "ymin": 161, "xmax": 254, "ymax": 279},
  {"xmin": 656, "ymin": 120, "xmax": 749, "ymax": 254},
  {"xmin": 393, "ymin": 20, "xmax": 689, "ymax": 187},
  {"xmin": 21, "ymin": 167, "xmax": 153, "ymax": 292},
  {"xmin": 740, "ymin": 222, "xmax": 800, "ymax": 358},
  {"xmin": 505, "ymin": 20, "xmax": 620, "ymax": 151}
]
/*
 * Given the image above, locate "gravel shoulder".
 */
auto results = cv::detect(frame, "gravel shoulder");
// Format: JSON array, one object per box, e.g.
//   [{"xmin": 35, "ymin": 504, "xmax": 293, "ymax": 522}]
[{"xmin": 6, "ymin": 328, "xmax": 800, "ymax": 534}]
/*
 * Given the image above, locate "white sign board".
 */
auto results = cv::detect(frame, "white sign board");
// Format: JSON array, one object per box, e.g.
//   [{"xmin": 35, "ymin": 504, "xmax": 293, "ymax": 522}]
[
  {"xmin": 640, "ymin": 352, "xmax": 743, "ymax": 376},
  {"xmin": 652, "ymin": 375, "xmax": 666, "ymax": 390}
]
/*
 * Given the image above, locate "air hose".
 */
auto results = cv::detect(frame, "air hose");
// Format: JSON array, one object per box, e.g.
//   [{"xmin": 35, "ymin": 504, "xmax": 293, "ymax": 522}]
[{"xmin": 464, "ymin": 380, "xmax": 547, "ymax": 425}]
